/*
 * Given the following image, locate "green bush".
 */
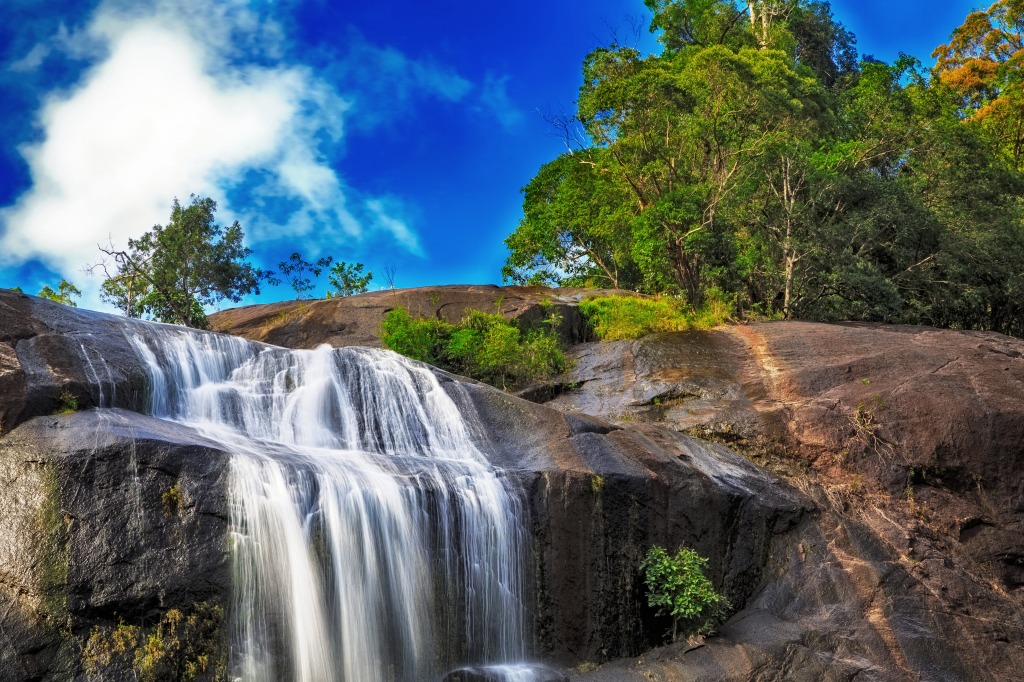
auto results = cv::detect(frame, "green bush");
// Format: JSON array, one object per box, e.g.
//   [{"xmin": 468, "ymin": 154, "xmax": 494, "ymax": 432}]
[
  {"xmin": 380, "ymin": 305, "xmax": 566, "ymax": 390},
  {"xmin": 640, "ymin": 545, "xmax": 730, "ymax": 641},
  {"xmin": 379, "ymin": 307, "xmax": 451, "ymax": 363},
  {"xmin": 579, "ymin": 294, "xmax": 731, "ymax": 341}
]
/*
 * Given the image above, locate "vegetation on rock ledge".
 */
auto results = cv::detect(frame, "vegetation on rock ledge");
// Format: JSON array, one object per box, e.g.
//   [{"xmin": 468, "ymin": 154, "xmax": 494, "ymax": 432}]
[
  {"xmin": 579, "ymin": 294, "xmax": 732, "ymax": 340},
  {"xmin": 381, "ymin": 304, "xmax": 566, "ymax": 390},
  {"xmin": 82, "ymin": 602, "xmax": 227, "ymax": 682},
  {"xmin": 641, "ymin": 545, "xmax": 730, "ymax": 641}
]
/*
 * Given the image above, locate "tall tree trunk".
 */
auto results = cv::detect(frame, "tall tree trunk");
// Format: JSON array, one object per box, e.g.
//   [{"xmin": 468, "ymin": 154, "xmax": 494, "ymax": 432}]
[{"xmin": 669, "ymin": 236, "xmax": 703, "ymax": 309}]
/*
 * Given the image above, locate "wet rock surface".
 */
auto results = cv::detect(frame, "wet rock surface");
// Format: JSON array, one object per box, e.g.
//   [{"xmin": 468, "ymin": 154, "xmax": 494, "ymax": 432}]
[
  {"xmin": 0, "ymin": 290, "xmax": 152, "ymax": 436},
  {"xmin": 4, "ymin": 291, "xmax": 1024, "ymax": 680},
  {"xmin": 529, "ymin": 321, "xmax": 1024, "ymax": 680},
  {"xmin": 0, "ymin": 410, "xmax": 231, "ymax": 681}
]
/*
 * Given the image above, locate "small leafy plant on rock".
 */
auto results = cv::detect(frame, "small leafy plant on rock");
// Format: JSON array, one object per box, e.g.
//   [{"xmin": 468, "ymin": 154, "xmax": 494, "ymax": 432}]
[
  {"xmin": 640, "ymin": 545, "xmax": 730, "ymax": 642},
  {"xmin": 55, "ymin": 390, "xmax": 78, "ymax": 415}
]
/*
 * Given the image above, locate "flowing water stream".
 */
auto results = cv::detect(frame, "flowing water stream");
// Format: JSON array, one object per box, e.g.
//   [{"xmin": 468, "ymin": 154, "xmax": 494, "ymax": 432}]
[{"xmin": 129, "ymin": 329, "xmax": 531, "ymax": 681}]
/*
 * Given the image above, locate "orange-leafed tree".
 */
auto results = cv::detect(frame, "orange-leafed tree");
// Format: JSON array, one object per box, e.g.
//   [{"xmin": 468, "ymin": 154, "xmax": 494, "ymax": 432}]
[{"xmin": 933, "ymin": 0, "xmax": 1024, "ymax": 168}]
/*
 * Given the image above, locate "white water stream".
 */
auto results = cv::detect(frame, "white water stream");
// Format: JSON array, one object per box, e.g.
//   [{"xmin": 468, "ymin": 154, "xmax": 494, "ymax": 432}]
[{"xmin": 129, "ymin": 329, "xmax": 530, "ymax": 681}]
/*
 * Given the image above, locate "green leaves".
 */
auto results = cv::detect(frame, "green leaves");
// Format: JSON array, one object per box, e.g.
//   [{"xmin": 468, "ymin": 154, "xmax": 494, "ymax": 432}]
[
  {"xmin": 380, "ymin": 306, "xmax": 567, "ymax": 390},
  {"xmin": 37, "ymin": 279, "xmax": 81, "ymax": 307},
  {"xmin": 640, "ymin": 545, "xmax": 729, "ymax": 640},
  {"xmin": 96, "ymin": 195, "xmax": 268, "ymax": 328},
  {"xmin": 277, "ymin": 252, "xmax": 333, "ymax": 299},
  {"xmin": 327, "ymin": 261, "xmax": 373, "ymax": 297}
]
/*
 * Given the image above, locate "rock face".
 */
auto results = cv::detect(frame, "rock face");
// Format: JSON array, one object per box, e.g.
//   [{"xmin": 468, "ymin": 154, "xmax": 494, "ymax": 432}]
[
  {"xmin": 4, "ymin": 288, "xmax": 1024, "ymax": 681},
  {"xmin": 538, "ymin": 321, "xmax": 1024, "ymax": 679},
  {"xmin": 0, "ymin": 291, "xmax": 804, "ymax": 680},
  {"xmin": 207, "ymin": 285, "xmax": 631, "ymax": 349},
  {"xmin": 0, "ymin": 411, "xmax": 232, "ymax": 681}
]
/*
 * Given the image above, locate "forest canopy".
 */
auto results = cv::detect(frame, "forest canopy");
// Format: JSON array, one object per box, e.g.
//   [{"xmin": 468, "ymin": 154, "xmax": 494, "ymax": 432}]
[{"xmin": 504, "ymin": 0, "xmax": 1024, "ymax": 336}]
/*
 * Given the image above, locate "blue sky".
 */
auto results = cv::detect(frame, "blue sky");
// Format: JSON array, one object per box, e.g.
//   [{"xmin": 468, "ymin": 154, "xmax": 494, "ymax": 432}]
[{"xmin": 0, "ymin": 0, "xmax": 980, "ymax": 311}]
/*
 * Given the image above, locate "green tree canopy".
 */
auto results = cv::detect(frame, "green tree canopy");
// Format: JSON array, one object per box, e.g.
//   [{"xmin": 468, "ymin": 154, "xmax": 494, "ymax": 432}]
[
  {"xmin": 505, "ymin": 1, "xmax": 1024, "ymax": 335},
  {"xmin": 37, "ymin": 279, "xmax": 82, "ymax": 307},
  {"xmin": 327, "ymin": 261, "xmax": 373, "ymax": 297},
  {"xmin": 97, "ymin": 196, "xmax": 268, "ymax": 329}
]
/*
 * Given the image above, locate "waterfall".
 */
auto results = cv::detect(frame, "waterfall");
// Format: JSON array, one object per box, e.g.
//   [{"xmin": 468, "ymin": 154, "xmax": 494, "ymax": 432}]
[{"xmin": 128, "ymin": 328, "xmax": 530, "ymax": 681}]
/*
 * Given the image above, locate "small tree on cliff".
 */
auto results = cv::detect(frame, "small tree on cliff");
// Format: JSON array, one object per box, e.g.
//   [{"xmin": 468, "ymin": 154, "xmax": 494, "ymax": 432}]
[
  {"xmin": 37, "ymin": 278, "xmax": 82, "ymax": 307},
  {"xmin": 641, "ymin": 545, "xmax": 729, "ymax": 641},
  {"xmin": 327, "ymin": 261, "xmax": 372, "ymax": 297},
  {"xmin": 96, "ymin": 196, "xmax": 269, "ymax": 329},
  {"xmin": 278, "ymin": 252, "xmax": 333, "ymax": 299}
]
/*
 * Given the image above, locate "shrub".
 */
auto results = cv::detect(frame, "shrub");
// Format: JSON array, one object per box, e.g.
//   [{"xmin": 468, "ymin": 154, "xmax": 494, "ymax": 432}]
[
  {"xmin": 380, "ymin": 307, "xmax": 451, "ymax": 363},
  {"xmin": 579, "ymin": 294, "xmax": 731, "ymax": 341},
  {"xmin": 640, "ymin": 545, "xmax": 729, "ymax": 641},
  {"xmin": 55, "ymin": 389, "xmax": 78, "ymax": 415},
  {"xmin": 380, "ymin": 305, "xmax": 566, "ymax": 390}
]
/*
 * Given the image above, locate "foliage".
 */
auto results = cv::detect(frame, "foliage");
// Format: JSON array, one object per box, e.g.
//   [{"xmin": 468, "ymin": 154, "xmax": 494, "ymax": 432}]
[
  {"xmin": 277, "ymin": 252, "xmax": 333, "ymax": 299},
  {"xmin": 54, "ymin": 390, "xmax": 78, "ymax": 415},
  {"xmin": 380, "ymin": 305, "xmax": 566, "ymax": 390},
  {"xmin": 95, "ymin": 195, "xmax": 269, "ymax": 329},
  {"xmin": 640, "ymin": 545, "xmax": 730, "ymax": 641},
  {"xmin": 503, "ymin": 150, "xmax": 641, "ymax": 289},
  {"xmin": 37, "ymin": 279, "xmax": 81, "ymax": 307},
  {"xmin": 327, "ymin": 261, "xmax": 373, "ymax": 297},
  {"xmin": 933, "ymin": 0, "xmax": 1024, "ymax": 169},
  {"xmin": 579, "ymin": 294, "xmax": 730, "ymax": 340},
  {"xmin": 506, "ymin": 1, "xmax": 1024, "ymax": 336},
  {"xmin": 82, "ymin": 603, "xmax": 227, "ymax": 681}
]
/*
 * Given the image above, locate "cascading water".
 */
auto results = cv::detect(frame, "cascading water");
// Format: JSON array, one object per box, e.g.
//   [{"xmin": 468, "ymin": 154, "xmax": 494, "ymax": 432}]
[{"xmin": 128, "ymin": 328, "xmax": 532, "ymax": 681}]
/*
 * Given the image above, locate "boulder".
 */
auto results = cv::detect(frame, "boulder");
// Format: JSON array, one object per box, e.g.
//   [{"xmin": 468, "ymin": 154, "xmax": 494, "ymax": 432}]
[
  {"xmin": 530, "ymin": 321, "xmax": 1024, "ymax": 679},
  {"xmin": 207, "ymin": 285, "xmax": 634, "ymax": 349},
  {"xmin": 0, "ymin": 410, "xmax": 231, "ymax": 681}
]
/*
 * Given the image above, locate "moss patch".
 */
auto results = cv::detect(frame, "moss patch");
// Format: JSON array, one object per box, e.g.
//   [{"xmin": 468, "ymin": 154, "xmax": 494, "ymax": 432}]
[
  {"xmin": 36, "ymin": 464, "xmax": 70, "ymax": 627},
  {"xmin": 82, "ymin": 602, "xmax": 227, "ymax": 681},
  {"xmin": 162, "ymin": 483, "xmax": 183, "ymax": 516}
]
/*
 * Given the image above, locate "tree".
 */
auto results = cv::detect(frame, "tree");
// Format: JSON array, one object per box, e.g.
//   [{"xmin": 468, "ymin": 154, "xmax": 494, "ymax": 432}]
[
  {"xmin": 97, "ymin": 268, "xmax": 151, "ymax": 319},
  {"xmin": 278, "ymin": 252, "xmax": 333, "ymax": 299},
  {"xmin": 503, "ymin": 149, "xmax": 640, "ymax": 289},
  {"xmin": 933, "ymin": 0, "xmax": 1024, "ymax": 168},
  {"xmin": 640, "ymin": 545, "xmax": 729, "ymax": 641},
  {"xmin": 577, "ymin": 41, "xmax": 823, "ymax": 306},
  {"xmin": 326, "ymin": 261, "xmax": 372, "ymax": 297},
  {"xmin": 97, "ymin": 196, "xmax": 268, "ymax": 329},
  {"xmin": 37, "ymin": 279, "xmax": 81, "ymax": 307}
]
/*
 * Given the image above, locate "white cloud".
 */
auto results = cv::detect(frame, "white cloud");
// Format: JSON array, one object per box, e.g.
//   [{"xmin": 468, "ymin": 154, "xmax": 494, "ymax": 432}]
[
  {"xmin": 8, "ymin": 42, "xmax": 52, "ymax": 73},
  {"xmin": 0, "ymin": 0, "xmax": 425, "ymax": 310},
  {"xmin": 329, "ymin": 34, "xmax": 473, "ymax": 130},
  {"xmin": 479, "ymin": 74, "xmax": 524, "ymax": 130}
]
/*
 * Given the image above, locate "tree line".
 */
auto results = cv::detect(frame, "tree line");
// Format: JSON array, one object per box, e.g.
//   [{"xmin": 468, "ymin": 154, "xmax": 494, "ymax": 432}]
[{"xmin": 503, "ymin": 0, "xmax": 1024, "ymax": 336}]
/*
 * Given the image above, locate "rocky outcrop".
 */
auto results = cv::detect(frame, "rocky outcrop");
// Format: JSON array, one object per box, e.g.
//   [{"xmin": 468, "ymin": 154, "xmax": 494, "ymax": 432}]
[
  {"xmin": 0, "ymin": 291, "xmax": 805, "ymax": 679},
  {"xmin": 0, "ymin": 411, "xmax": 231, "ymax": 681},
  {"xmin": 449, "ymin": 380, "xmax": 808, "ymax": 664},
  {"xmin": 5, "ymin": 288, "xmax": 1024, "ymax": 680},
  {"xmin": 0, "ymin": 290, "xmax": 151, "ymax": 437},
  {"xmin": 207, "ymin": 285, "xmax": 632, "ymax": 349},
  {"xmin": 535, "ymin": 321, "xmax": 1024, "ymax": 679}
]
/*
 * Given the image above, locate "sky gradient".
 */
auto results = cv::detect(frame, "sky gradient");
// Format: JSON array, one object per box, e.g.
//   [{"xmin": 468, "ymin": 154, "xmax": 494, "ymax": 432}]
[{"xmin": 0, "ymin": 0, "xmax": 982, "ymax": 312}]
